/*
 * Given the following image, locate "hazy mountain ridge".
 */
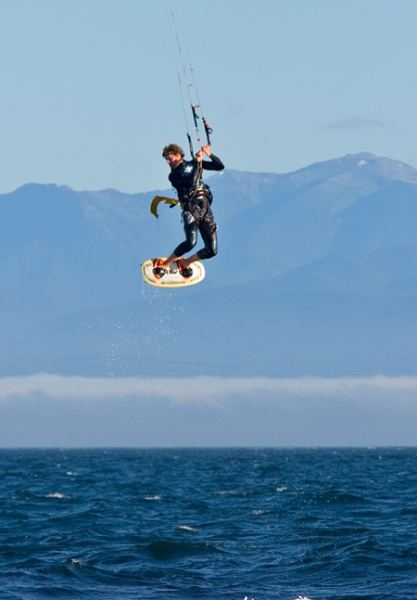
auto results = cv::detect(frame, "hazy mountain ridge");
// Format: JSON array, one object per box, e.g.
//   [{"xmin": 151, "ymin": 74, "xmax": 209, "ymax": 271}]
[
  {"xmin": 1, "ymin": 152, "xmax": 417, "ymax": 376},
  {"xmin": 213, "ymin": 153, "xmax": 417, "ymax": 286}
]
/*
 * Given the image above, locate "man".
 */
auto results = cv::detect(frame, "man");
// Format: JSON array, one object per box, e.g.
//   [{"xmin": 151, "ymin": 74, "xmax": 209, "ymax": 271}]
[{"xmin": 154, "ymin": 143, "xmax": 225, "ymax": 278}]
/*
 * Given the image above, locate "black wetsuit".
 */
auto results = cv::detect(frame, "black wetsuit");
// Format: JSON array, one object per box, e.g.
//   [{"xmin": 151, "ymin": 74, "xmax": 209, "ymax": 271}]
[{"xmin": 169, "ymin": 154, "xmax": 225, "ymax": 260}]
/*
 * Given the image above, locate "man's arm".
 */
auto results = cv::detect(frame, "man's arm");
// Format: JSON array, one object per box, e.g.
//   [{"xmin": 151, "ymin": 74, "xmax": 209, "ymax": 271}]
[
  {"xmin": 202, "ymin": 154, "xmax": 224, "ymax": 171},
  {"xmin": 196, "ymin": 144, "xmax": 225, "ymax": 171}
]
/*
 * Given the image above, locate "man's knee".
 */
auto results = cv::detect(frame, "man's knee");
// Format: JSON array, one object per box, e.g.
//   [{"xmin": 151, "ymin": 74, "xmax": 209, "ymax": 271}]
[
  {"xmin": 206, "ymin": 246, "xmax": 218, "ymax": 259},
  {"xmin": 198, "ymin": 245, "xmax": 217, "ymax": 260}
]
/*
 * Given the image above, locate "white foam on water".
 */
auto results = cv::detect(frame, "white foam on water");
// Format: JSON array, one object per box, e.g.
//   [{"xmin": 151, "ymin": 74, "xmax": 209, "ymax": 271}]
[
  {"xmin": 177, "ymin": 524, "xmax": 198, "ymax": 532},
  {"xmin": 216, "ymin": 489, "xmax": 239, "ymax": 496},
  {"xmin": 46, "ymin": 492, "xmax": 69, "ymax": 499},
  {"xmin": 144, "ymin": 495, "xmax": 161, "ymax": 501}
]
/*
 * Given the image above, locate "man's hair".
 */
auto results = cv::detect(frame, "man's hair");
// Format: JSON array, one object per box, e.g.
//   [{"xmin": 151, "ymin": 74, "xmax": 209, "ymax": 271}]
[{"xmin": 162, "ymin": 144, "xmax": 185, "ymax": 158}]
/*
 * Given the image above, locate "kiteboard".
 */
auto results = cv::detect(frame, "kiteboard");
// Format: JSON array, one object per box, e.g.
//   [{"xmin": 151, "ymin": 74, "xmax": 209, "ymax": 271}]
[{"xmin": 141, "ymin": 257, "xmax": 205, "ymax": 288}]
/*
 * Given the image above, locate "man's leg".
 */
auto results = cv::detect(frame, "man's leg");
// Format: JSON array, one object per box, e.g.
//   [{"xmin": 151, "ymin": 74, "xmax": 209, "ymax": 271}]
[
  {"xmin": 163, "ymin": 219, "xmax": 198, "ymax": 267},
  {"xmin": 181, "ymin": 209, "xmax": 217, "ymax": 267}
]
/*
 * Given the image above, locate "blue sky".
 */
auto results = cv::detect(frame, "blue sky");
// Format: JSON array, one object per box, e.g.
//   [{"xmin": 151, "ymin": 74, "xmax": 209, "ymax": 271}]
[{"xmin": 0, "ymin": 0, "xmax": 417, "ymax": 194}]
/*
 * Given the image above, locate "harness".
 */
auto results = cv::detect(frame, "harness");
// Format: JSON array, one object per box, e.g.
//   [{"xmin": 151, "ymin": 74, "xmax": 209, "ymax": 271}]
[{"xmin": 184, "ymin": 182, "xmax": 213, "ymax": 206}]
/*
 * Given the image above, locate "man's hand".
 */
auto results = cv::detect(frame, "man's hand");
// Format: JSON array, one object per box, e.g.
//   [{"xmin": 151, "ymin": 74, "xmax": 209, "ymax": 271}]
[
  {"xmin": 201, "ymin": 144, "xmax": 212, "ymax": 157},
  {"xmin": 195, "ymin": 144, "xmax": 212, "ymax": 161}
]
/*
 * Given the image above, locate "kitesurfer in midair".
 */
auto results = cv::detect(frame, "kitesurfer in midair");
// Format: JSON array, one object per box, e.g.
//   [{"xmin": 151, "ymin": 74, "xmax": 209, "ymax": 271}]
[{"xmin": 154, "ymin": 142, "xmax": 224, "ymax": 278}]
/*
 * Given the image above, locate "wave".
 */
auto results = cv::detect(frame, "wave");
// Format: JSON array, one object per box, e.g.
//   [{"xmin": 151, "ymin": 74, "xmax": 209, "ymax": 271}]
[{"xmin": 145, "ymin": 539, "xmax": 221, "ymax": 560}]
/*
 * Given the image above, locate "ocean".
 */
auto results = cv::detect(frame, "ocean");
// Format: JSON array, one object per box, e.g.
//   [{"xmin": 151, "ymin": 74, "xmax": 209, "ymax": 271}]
[{"xmin": 1, "ymin": 448, "xmax": 416, "ymax": 599}]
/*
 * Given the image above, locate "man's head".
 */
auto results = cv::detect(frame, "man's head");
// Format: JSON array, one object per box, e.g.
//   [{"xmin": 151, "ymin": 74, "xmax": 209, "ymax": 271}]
[{"xmin": 162, "ymin": 144, "xmax": 185, "ymax": 169}]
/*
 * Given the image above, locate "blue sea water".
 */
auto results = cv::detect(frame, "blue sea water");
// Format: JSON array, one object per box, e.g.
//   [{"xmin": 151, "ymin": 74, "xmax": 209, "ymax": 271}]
[{"xmin": 1, "ymin": 448, "xmax": 417, "ymax": 600}]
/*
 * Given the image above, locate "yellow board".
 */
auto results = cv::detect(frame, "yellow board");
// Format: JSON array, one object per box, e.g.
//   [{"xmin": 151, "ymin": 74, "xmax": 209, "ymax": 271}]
[{"xmin": 141, "ymin": 257, "xmax": 205, "ymax": 288}]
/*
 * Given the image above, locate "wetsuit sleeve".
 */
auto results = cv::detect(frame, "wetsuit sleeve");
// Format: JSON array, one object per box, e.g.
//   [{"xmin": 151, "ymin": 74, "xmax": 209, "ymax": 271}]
[{"xmin": 201, "ymin": 154, "xmax": 225, "ymax": 171}]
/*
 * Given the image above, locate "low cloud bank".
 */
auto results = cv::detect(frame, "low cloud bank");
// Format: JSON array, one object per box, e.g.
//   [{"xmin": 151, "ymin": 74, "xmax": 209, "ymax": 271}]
[
  {"xmin": 1, "ymin": 374, "xmax": 417, "ymax": 447},
  {"xmin": 1, "ymin": 373, "xmax": 417, "ymax": 402}
]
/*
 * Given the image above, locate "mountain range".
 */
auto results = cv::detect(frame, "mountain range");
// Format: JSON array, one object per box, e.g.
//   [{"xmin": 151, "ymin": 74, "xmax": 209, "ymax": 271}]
[{"xmin": 1, "ymin": 152, "xmax": 417, "ymax": 377}]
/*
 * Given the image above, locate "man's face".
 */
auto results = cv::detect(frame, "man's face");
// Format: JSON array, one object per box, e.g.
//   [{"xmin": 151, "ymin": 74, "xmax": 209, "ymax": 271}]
[{"xmin": 165, "ymin": 152, "xmax": 183, "ymax": 169}]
